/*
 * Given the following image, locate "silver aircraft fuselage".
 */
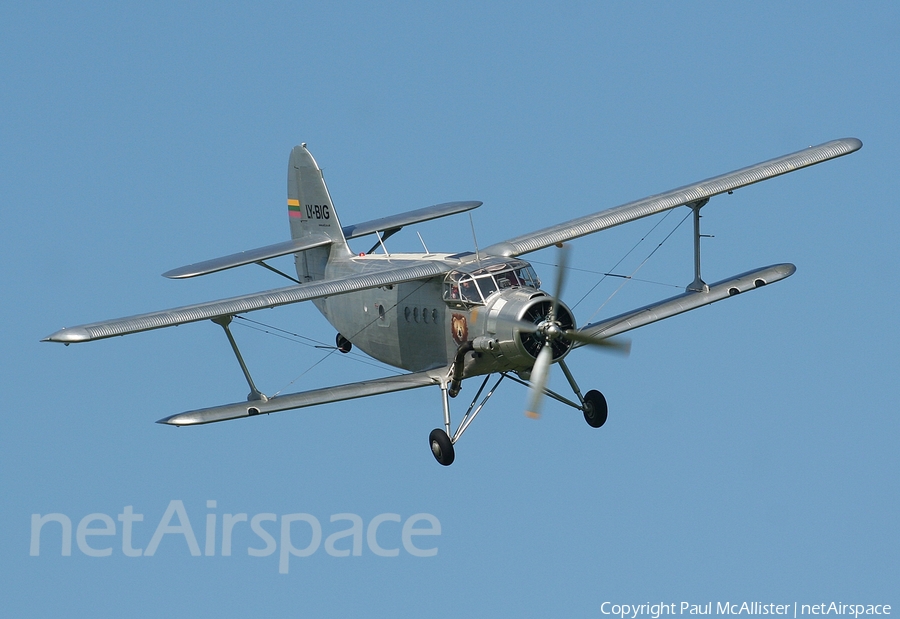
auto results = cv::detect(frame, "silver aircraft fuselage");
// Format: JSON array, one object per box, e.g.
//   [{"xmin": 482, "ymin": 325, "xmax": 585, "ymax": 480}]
[{"xmin": 318, "ymin": 251, "xmax": 559, "ymax": 377}]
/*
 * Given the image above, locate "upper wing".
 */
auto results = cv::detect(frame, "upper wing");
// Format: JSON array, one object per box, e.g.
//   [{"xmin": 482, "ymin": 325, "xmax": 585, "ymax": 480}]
[
  {"xmin": 158, "ymin": 369, "xmax": 441, "ymax": 426},
  {"xmin": 43, "ymin": 260, "xmax": 450, "ymax": 343},
  {"xmin": 482, "ymin": 138, "xmax": 862, "ymax": 257}
]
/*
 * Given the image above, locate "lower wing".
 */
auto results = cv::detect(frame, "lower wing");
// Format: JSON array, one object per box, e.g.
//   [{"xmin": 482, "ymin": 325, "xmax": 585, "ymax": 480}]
[
  {"xmin": 158, "ymin": 370, "xmax": 441, "ymax": 426},
  {"xmin": 574, "ymin": 263, "xmax": 796, "ymax": 342}
]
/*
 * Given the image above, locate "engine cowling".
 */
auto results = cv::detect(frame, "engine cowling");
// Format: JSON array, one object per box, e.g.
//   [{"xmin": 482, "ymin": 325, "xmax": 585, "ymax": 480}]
[{"xmin": 480, "ymin": 289, "xmax": 576, "ymax": 370}]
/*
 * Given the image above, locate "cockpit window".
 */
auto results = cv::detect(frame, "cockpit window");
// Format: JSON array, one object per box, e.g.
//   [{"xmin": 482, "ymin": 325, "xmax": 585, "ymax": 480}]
[
  {"xmin": 443, "ymin": 260, "xmax": 540, "ymax": 306},
  {"xmin": 516, "ymin": 266, "xmax": 540, "ymax": 288},
  {"xmin": 458, "ymin": 276, "xmax": 481, "ymax": 303},
  {"xmin": 445, "ymin": 273, "xmax": 483, "ymax": 304},
  {"xmin": 475, "ymin": 274, "xmax": 498, "ymax": 298},
  {"xmin": 496, "ymin": 270, "xmax": 520, "ymax": 289}
]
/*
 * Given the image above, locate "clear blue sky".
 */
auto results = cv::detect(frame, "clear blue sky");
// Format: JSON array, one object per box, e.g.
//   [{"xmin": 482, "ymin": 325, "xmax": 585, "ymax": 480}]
[{"xmin": 2, "ymin": 2, "xmax": 896, "ymax": 617}]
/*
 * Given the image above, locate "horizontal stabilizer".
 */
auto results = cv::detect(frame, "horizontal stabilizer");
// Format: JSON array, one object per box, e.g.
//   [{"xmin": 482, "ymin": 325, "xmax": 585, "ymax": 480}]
[
  {"xmin": 575, "ymin": 263, "xmax": 796, "ymax": 342},
  {"xmin": 342, "ymin": 201, "xmax": 482, "ymax": 240},
  {"xmin": 158, "ymin": 370, "xmax": 440, "ymax": 425},
  {"xmin": 161, "ymin": 201, "xmax": 481, "ymax": 279},
  {"xmin": 483, "ymin": 138, "xmax": 862, "ymax": 257},
  {"xmin": 43, "ymin": 260, "xmax": 451, "ymax": 343},
  {"xmin": 163, "ymin": 233, "xmax": 332, "ymax": 279}
]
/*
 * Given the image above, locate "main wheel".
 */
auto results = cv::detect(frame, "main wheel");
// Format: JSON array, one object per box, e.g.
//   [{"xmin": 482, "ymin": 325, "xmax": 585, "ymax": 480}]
[
  {"xmin": 582, "ymin": 390, "xmax": 608, "ymax": 428},
  {"xmin": 429, "ymin": 428, "xmax": 455, "ymax": 466}
]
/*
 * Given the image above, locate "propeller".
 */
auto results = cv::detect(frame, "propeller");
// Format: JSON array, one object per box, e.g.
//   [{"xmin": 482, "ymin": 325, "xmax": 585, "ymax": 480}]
[
  {"xmin": 562, "ymin": 329, "xmax": 632, "ymax": 354},
  {"xmin": 525, "ymin": 344, "xmax": 553, "ymax": 418},
  {"xmin": 521, "ymin": 245, "xmax": 630, "ymax": 419}
]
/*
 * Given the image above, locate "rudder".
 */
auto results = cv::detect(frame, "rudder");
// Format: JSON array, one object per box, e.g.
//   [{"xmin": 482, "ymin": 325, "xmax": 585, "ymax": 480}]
[{"xmin": 287, "ymin": 144, "xmax": 351, "ymax": 282}]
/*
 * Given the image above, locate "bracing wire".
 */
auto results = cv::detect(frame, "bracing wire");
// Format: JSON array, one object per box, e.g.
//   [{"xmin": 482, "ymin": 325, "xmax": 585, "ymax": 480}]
[
  {"xmin": 270, "ymin": 347, "xmax": 340, "ymax": 397},
  {"xmin": 569, "ymin": 209, "xmax": 679, "ymax": 311},
  {"xmin": 231, "ymin": 276, "xmax": 435, "ymax": 396},
  {"xmin": 233, "ymin": 315, "xmax": 330, "ymax": 347},
  {"xmin": 581, "ymin": 209, "xmax": 693, "ymax": 326},
  {"xmin": 527, "ymin": 260, "xmax": 684, "ymax": 291},
  {"xmin": 233, "ymin": 315, "xmax": 402, "ymax": 374}
]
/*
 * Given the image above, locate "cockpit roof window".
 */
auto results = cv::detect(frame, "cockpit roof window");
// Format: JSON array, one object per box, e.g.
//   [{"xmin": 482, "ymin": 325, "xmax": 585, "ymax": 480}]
[{"xmin": 447, "ymin": 257, "xmax": 529, "ymax": 275}]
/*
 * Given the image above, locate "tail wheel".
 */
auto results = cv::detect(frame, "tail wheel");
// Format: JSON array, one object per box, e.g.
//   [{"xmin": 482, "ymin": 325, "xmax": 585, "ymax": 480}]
[
  {"xmin": 582, "ymin": 390, "xmax": 608, "ymax": 428},
  {"xmin": 429, "ymin": 428, "xmax": 455, "ymax": 466},
  {"xmin": 335, "ymin": 333, "xmax": 352, "ymax": 353}
]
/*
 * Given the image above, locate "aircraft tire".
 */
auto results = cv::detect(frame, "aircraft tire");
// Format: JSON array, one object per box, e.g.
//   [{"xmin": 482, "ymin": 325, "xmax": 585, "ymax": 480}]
[
  {"xmin": 335, "ymin": 333, "xmax": 352, "ymax": 353},
  {"xmin": 582, "ymin": 390, "xmax": 608, "ymax": 428},
  {"xmin": 429, "ymin": 428, "xmax": 455, "ymax": 466}
]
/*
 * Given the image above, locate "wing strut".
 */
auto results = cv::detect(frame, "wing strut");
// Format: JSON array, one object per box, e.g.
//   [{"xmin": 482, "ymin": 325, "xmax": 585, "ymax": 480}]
[
  {"xmin": 687, "ymin": 198, "xmax": 710, "ymax": 292},
  {"xmin": 212, "ymin": 316, "xmax": 268, "ymax": 403},
  {"xmin": 254, "ymin": 260, "xmax": 301, "ymax": 284}
]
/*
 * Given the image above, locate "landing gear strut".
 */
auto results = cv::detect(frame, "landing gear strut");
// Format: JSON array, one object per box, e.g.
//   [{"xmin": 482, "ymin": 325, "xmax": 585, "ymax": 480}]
[
  {"xmin": 427, "ymin": 360, "xmax": 611, "ymax": 464},
  {"xmin": 428, "ymin": 374, "xmax": 505, "ymax": 465},
  {"xmin": 556, "ymin": 359, "xmax": 608, "ymax": 428}
]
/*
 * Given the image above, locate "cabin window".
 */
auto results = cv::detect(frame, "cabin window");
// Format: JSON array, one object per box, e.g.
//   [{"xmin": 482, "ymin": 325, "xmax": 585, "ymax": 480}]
[{"xmin": 374, "ymin": 302, "xmax": 390, "ymax": 327}]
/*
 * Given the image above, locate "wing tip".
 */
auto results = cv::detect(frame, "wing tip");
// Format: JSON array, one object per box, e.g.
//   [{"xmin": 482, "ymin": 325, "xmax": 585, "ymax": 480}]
[
  {"xmin": 843, "ymin": 137, "xmax": 863, "ymax": 151},
  {"xmin": 831, "ymin": 137, "xmax": 863, "ymax": 154},
  {"xmin": 161, "ymin": 267, "xmax": 194, "ymax": 279},
  {"xmin": 157, "ymin": 412, "xmax": 205, "ymax": 426},
  {"xmin": 42, "ymin": 327, "xmax": 92, "ymax": 343}
]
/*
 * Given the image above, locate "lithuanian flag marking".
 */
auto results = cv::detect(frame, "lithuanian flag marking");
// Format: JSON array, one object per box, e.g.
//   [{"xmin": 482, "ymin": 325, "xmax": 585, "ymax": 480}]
[{"xmin": 288, "ymin": 198, "xmax": 302, "ymax": 218}]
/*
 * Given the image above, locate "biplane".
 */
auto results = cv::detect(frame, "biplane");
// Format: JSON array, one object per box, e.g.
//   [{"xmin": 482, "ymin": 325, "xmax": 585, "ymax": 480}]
[{"xmin": 44, "ymin": 138, "xmax": 862, "ymax": 465}]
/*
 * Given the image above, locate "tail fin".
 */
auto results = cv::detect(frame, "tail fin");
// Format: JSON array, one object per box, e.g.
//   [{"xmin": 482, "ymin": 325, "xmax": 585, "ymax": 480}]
[{"xmin": 287, "ymin": 144, "xmax": 352, "ymax": 282}]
